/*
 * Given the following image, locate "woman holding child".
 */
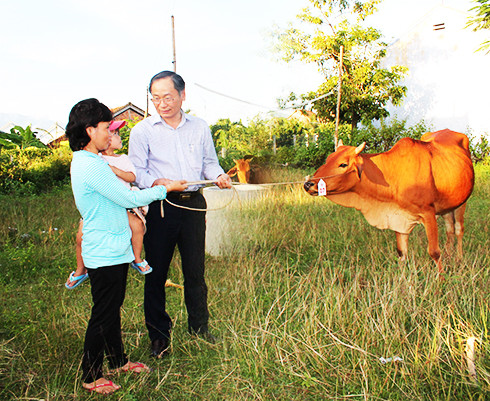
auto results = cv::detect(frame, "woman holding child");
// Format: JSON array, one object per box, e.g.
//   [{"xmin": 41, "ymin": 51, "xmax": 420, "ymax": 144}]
[
  {"xmin": 65, "ymin": 98, "xmax": 187, "ymax": 395},
  {"xmin": 65, "ymin": 119, "xmax": 152, "ymax": 290}
]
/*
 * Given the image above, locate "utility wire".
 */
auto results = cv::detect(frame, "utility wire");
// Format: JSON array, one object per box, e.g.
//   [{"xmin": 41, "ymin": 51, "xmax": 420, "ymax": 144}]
[
  {"xmin": 194, "ymin": 83, "xmax": 334, "ymax": 113},
  {"xmin": 194, "ymin": 83, "xmax": 272, "ymax": 109}
]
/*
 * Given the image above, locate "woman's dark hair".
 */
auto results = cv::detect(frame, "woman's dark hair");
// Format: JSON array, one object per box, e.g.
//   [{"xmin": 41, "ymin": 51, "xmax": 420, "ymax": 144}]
[
  {"xmin": 65, "ymin": 98, "xmax": 113, "ymax": 151},
  {"xmin": 149, "ymin": 70, "xmax": 185, "ymax": 94}
]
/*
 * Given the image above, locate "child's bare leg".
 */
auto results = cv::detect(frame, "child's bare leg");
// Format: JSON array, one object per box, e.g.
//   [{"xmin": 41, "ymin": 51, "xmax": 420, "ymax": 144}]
[
  {"xmin": 75, "ymin": 220, "xmax": 86, "ymax": 275},
  {"xmin": 66, "ymin": 220, "xmax": 88, "ymax": 287},
  {"xmin": 128, "ymin": 212, "xmax": 147, "ymax": 266}
]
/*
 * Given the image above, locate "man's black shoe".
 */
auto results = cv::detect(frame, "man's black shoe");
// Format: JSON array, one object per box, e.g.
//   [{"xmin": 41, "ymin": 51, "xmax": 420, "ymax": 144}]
[{"xmin": 150, "ymin": 338, "xmax": 170, "ymax": 358}]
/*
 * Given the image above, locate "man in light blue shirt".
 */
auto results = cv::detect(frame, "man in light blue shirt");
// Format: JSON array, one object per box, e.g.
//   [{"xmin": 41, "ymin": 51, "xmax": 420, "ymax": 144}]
[{"xmin": 129, "ymin": 70, "xmax": 232, "ymax": 357}]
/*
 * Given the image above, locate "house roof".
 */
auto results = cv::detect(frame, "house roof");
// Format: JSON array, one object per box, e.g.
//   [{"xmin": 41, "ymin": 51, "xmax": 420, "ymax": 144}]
[
  {"xmin": 35, "ymin": 123, "xmax": 66, "ymax": 145},
  {"xmin": 111, "ymin": 102, "xmax": 147, "ymax": 119}
]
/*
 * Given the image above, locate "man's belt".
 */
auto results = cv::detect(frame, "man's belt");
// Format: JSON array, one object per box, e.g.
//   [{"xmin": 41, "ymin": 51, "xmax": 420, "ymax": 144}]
[{"xmin": 166, "ymin": 188, "xmax": 203, "ymax": 201}]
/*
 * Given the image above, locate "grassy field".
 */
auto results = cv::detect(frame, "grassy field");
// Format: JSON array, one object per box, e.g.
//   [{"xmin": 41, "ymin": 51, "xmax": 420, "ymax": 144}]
[{"xmin": 0, "ymin": 165, "xmax": 489, "ymax": 400}]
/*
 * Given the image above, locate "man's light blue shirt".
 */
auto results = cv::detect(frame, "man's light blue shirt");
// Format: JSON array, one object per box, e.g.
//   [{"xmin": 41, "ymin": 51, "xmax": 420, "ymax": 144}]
[
  {"xmin": 128, "ymin": 111, "xmax": 224, "ymax": 191},
  {"xmin": 71, "ymin": 150, "xmax": 167, "ymax": 268}
]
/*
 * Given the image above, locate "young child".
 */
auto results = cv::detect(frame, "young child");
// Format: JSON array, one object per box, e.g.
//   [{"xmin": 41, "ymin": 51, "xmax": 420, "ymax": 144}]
[{"xmin": 66, "ymin": 120, "xmax": 150, "ymax": 289}]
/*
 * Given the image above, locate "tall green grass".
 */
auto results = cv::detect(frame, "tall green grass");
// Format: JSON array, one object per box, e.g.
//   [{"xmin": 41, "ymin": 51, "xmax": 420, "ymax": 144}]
[{"xmin": 0, "ymin": 166, "xmax": 488, "ymax": 400}]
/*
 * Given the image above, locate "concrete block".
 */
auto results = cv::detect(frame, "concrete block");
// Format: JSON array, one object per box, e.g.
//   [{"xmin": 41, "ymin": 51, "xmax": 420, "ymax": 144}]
[{"xmin": 203, "ymin": 184, "xmax": 269, "ymax": 256}]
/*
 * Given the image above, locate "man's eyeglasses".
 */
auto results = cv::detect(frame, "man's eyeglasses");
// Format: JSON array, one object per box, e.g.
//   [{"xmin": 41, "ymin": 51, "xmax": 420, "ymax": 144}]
[{"xmin": 151, "ymin": 96, "xmax": 177, "ymax": 105}]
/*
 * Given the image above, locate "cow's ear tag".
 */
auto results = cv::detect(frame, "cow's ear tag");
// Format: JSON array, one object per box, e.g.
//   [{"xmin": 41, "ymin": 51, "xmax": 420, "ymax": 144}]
[{"xmin": 318, "ymin": 179, "xmax": 327, "ymax": 196}]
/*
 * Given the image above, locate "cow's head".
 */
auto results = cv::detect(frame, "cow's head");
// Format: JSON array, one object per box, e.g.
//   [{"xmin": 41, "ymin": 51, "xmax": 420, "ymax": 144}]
[
  {"xmin": 226, "ymin": 155, "xmax": 254, "ymax": 184},
  {"xmin": 304, "ymin": 141, "xmax": 365, "ymax": 196}
]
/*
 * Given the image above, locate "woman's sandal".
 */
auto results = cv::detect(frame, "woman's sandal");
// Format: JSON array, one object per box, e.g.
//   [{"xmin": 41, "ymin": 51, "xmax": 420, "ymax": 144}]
[
  {"xmin": 130, "ymin": 260, "xmax": 153, "ymax": 275},
  {"xmin": 121, "ymin": 361, "xmax": 151, "ymax": 373},
  {"xmin": 109, "ymin": 361, "xmax": 151, "ymax": 375},
  {"xmin": 83, "ymin": 379, "xmax": 120, "ymax": 394}
]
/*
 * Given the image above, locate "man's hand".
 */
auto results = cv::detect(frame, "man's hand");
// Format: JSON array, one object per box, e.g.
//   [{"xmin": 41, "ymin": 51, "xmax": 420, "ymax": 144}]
[{"xmin": 215, "ymin": 174, "xmax": 232, "ymax": 189}]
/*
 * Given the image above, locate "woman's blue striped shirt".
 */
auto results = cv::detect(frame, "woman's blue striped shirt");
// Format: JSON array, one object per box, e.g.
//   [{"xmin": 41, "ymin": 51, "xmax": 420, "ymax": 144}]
[{"xmin": 70, "ymin": 150, "xmax": 167, "ymax": 268}]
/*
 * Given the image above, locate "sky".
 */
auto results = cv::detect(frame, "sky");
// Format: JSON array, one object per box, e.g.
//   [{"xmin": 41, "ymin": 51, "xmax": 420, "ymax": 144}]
[{"xmin": 0, "ymin": 0, "xmax": 479, "ymax": 130}]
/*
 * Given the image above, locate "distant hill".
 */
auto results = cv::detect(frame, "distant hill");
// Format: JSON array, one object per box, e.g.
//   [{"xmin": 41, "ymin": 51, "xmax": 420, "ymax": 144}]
[{"xmin": 0, "ymin": 113, "xmax": 58, "ymax": 131}]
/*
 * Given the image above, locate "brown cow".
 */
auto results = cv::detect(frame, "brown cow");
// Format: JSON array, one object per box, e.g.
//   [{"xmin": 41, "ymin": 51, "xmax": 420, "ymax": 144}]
[
  {"xmin": 227, "ymin": 155, "xmax": 270, "ymax": 184},
  {"xmin": 303, "ymin": 129, "xmax": 475, "ymax": 274}
]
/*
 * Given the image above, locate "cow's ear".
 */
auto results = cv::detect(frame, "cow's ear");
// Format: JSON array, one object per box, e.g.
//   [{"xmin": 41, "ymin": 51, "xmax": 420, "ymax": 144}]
[
  {"xmin": 355, "ymin": 162, "xmax": 363, "ymax": 179},
  {"xmin": 355, "ymin": 142, "xmax": 366, "ymax": 155},
  {"xmin": 338, "ymin": 139, "xmax": 343, "ymax": 147},
  {"xmin": 227, "ymin": 167, "xmax": 238, "ymax": 177}
]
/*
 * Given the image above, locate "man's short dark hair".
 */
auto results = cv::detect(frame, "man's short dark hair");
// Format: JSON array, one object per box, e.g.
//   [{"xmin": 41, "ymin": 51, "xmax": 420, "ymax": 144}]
[
  {"xmin": 149, "ymin": 71, "xmax": 185, "ymax": 94},
  {"xmin": 65, "ymin": 98, "xmax": 113, "ymax": 151}
]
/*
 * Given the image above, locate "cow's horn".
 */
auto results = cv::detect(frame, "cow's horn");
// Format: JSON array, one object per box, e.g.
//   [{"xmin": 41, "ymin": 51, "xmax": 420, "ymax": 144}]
[{"xmin": 355, "ymin": 142, "xmax": 366, "ymax": 155}]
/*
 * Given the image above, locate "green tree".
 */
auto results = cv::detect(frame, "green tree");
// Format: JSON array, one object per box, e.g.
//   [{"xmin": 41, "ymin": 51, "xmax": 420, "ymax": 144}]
[
  {"xmin": 467, "ymin": 0, "xmax": 490, "ymax": 53},
  {"xmin": 0, "ymin": 125, "xmax": 46, "ymax": 150},
  {"xmin": 247, "ymin": 118, "xmax": 274, "ymax": 154},
  {"xmin": 211, "ymin": 119, "xmax": 254, "ymax": 157},
  {"xmin": 117, "ymin": 119, "xmax": 138, "ymax": 154},
  {"xmin": 273, "ymin": 0, "xmax": 407, "ymax": 128},
  {"xmin": 210, "ymin": 118, "xmax": 235, "ymax": 151},
  {"xmin": 269, "ymin": 117, "xmax": 312, "ymax": 147}
]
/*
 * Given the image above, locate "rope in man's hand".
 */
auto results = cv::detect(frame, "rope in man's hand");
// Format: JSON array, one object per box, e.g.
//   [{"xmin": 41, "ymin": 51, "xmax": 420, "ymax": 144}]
[
  {"xmin": 160, "ymin": 178, "xmax": 311, "ymax": 217},
  {"xmin": 160, "ymin": 180, "xmax": 238, "ymax": 217}
]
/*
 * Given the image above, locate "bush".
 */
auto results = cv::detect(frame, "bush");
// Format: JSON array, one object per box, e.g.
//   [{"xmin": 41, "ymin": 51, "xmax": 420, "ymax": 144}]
[
  {"xmin": 273, "ymin": 122, "xmax": 351, "ymax": 168},
  {"xmin": 117, "ymin": 119, "xmax": 140, "ymax": 154},
  {"xmin": 275, "ymin": 147, "xmax": 296, "ymax": 166},
  {"xmin": 0, "ymin": 143, "xmax": 71, "ymax": 195},
  {"xmin": 351, "ymin": 117, "xmax": 430, "ymax": 153},
  {"xmin": 467, "ymin": 130, "xmax": 490, "ymax": 163},
  {"xmin": 0, "ymin": 153, "xmax": 23, "ymax": 193},
  {"xmin": 212, "ymin": 116, "xmax": 433, "ymax": 169}
]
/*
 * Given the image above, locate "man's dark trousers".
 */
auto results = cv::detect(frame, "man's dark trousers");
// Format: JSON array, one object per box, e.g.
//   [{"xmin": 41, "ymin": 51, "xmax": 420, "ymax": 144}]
[{"xmin": 143, "ymin": 193, "xmax": 209, "ymax": 341}]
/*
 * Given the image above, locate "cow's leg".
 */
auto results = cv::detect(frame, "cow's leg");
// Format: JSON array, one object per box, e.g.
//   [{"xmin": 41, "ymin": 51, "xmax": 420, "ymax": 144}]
[
  {"xmin": 442, "ymin": 211, "xmax": 455, "ymax": 256},
  {"xmin": 454, "ymin": 202, "xmax": 467, "ymax": 259},
  {"xmin": 395, "ymin": 232, "xmax": 409, "ymax": 262},
  {"xmin": 442, "ymin": 203, "xmax": 467, "ymax": 260},
  {"xmin": 422, "ymin": 212, "xmax": 443, "ymax": 274}
]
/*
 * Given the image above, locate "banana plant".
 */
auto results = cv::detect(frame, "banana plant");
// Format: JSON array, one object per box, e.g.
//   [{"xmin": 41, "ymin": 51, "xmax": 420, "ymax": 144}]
[{"xmin": 0, "ymin": 125, "xmax": 46, "ymax": 150}]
